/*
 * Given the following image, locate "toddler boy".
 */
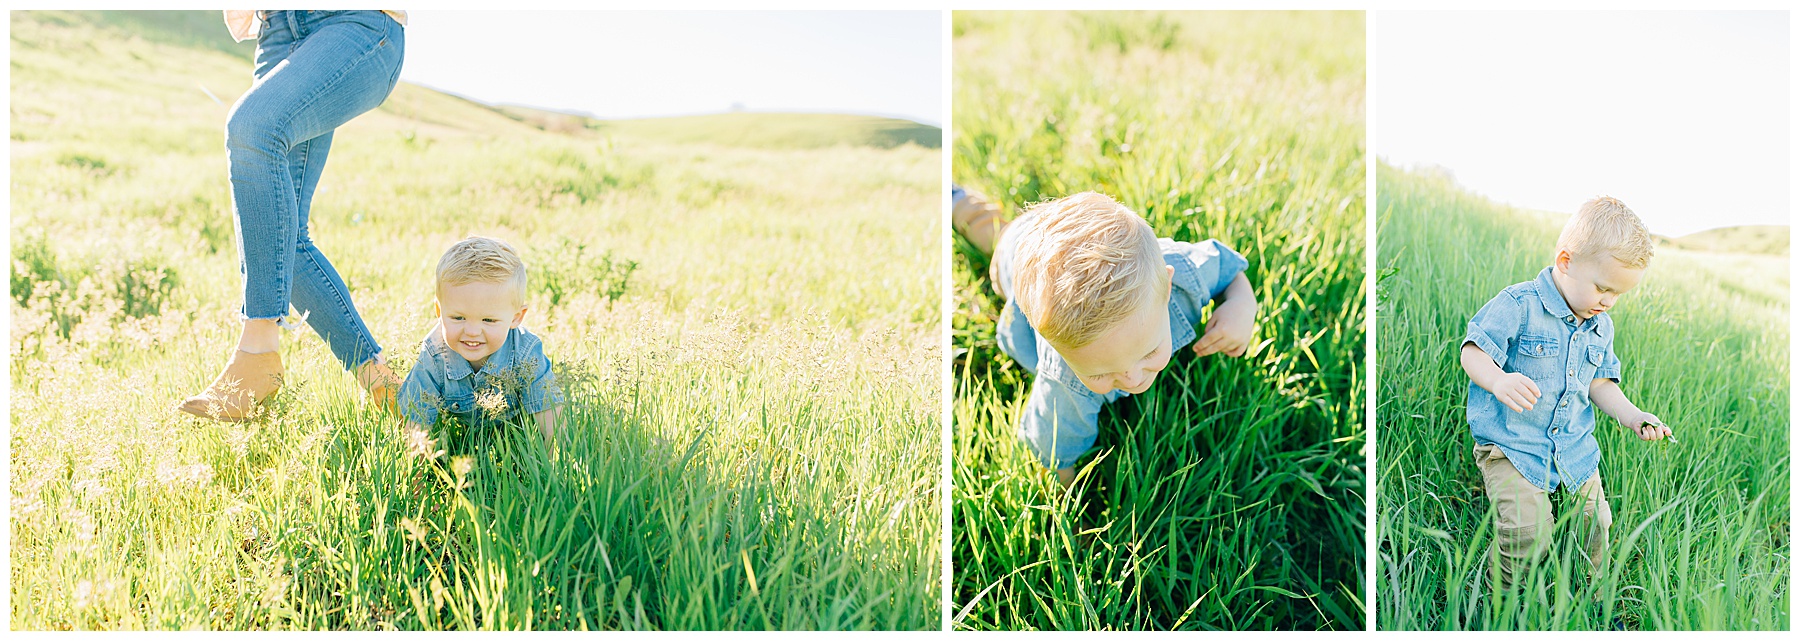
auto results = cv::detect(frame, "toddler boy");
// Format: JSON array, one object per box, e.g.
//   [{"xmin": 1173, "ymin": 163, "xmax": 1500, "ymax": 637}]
[
  {"xmin": 1461, "ymin": 196, "xmax": 1671, "ymax": 590},
  {"xmin": 398, "ymin": 236, "xmax": 563, "ymax": 447},
  {"xmin": 955, "ymin": 186, "xmax": 1258, "ymax": 486}
]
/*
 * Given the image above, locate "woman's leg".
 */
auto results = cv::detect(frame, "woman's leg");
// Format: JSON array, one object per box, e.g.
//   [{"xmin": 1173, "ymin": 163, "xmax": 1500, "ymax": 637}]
[
  {"xmin": 287, "ymin": 130, "xmax": 384, "ymax": 371},
  {"xmin": 185, "ymin": 11, "xmax": 404, "ymax": 418},
  {"xmin": 228, "ymin": 10, "xmax": 403, "ymax": 340},
  {"xmin": 284, "ymin": 12, "xmax": 406, "ymax": 411}
]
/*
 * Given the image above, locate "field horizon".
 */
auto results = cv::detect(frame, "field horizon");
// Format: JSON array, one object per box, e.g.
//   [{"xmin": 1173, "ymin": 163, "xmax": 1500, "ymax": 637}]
[{"xmin": 10, "ymin": 10, "xmax": 941, "ymax": 630}]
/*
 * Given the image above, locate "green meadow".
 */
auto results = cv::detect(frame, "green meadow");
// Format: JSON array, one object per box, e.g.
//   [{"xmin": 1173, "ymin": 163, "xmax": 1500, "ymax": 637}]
[
  {"xmin": 10, "ymin": 11, "xmax": 940, "ymax": 630},
  {"xmin": 1375, "ymin": 164, "xmax": 1789, "ymax": 630},
  {"xmin": 951, "ymin": 11, "xmax": 1366, "ymax": 630}
]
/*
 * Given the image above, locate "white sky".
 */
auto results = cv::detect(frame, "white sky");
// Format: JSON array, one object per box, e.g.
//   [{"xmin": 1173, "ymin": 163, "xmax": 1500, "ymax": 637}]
[
  {"xmin": 1376, "ymin": 11, "xmax": 1788, "ymax": 237},
  {"xmin": 397, "ymin": 11, "xmax": 942, "ymax": 126}
]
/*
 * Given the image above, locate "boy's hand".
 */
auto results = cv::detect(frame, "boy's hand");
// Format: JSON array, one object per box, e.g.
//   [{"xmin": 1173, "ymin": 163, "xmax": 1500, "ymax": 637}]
[
  {"xmin": 1194, "ymin": 297, "xmax": 1255, "ymax": 357},
  {"xmin": 1487, "ymin": 372, "xmax": 1542, "ymax": 413},
  {"xmin": 1629, "ymin": 412, "xmax": 1672, "ymax": 441},
  {"xmin": 534, "ymin": 405, "xmax": 561, "ymax": 457}
]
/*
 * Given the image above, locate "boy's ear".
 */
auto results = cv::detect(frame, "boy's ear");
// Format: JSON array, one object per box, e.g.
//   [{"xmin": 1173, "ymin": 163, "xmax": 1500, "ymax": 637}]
[
  {"xmin": 511, "ymin": 305, "xmax": 528, "ymax": 328},
  {"xmin": 1554, "ymin": 249, "xmax": 1573, "ymax": 273},
  {"xmin": 1164, "ymin": 264, "xmax": 1175, "ymax": 299},
  {"xmin": 433, "ymin": 299, "xmax": 441, "ymax": 317}
]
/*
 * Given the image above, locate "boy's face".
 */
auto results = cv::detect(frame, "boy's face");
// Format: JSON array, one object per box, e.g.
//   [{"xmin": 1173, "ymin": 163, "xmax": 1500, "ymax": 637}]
[
  {"xmin": 1552, "ymin": 251, "xmax": 1645, "ymax": 320},
  {"xmin": 436, "ymin": 279, "xmax": 527, "ymax": 370},
  {"xmin": 1056, "ymin": 270, "xmax": 1175, "ymax": 395}
]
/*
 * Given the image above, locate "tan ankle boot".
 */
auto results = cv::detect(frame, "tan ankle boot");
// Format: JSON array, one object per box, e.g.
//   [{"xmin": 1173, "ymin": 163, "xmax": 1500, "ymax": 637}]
[
  {"xmin": 356, "ymin": 359, "xmax": 401, "ymax": 415},
  {"xmin": 178, "ymin": 349, "xmax": 283, "ymax": 421}
]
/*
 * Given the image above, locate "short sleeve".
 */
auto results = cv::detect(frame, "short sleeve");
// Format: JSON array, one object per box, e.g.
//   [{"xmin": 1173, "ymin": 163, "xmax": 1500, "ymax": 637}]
[
  {"xmin": 1464, "ymin": 292, "xmax": 1523, "ymax": 369},
  {"xmin": 1167, "ymin": 239, "xmax": 1249, "ymax": 301},
  {"xmin": 518, "ymin": 338, "xmax": 562, "ymax": 415},
  {"xmin": 1016, "ymin": 374, "xmax": 1105, "ymax": 471},
  {"xmin": 397, "ymin": 344, "xmax": 443, "ymax": 426},
  {"xmin": 1596, "ymin": 342, "xmax": 1623, "ymax": 383}
]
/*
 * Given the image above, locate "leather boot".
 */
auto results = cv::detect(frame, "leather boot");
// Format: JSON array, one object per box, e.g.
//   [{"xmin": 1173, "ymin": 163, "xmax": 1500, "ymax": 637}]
[{"xmin": 178, "ymin": 349, "xmax": 283, "ymax": 421}]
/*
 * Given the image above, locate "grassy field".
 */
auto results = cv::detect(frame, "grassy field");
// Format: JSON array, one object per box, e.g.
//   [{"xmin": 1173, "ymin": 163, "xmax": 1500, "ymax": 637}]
[
  {"xmin": 950, "ymin": 11, "xmax": 1365, "ymax": 631},
  {"xmin": 1662, "ymin": 225, "xmax": 1789, "ymax": 257},
  {"xmin": 10, "ymin": 11, "xmax": 941, "ymax": 630},
  {"xmin": 1374, "ymin": 164, "xmax": 1790, "ymax": 630}
]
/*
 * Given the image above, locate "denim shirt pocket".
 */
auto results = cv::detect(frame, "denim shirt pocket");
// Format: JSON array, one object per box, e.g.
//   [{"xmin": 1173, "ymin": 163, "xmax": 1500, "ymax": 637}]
[
  {"xmin": 441, "ymin": 390, "xmax": 476, "ymax": 417},
  {"xmin": 1514, "ymin": 335, "xmax": 1562, "ymax": 381},
  {"xmin": 1582, "ymin": 344, "xmax": 1605, "ymax": 385}
]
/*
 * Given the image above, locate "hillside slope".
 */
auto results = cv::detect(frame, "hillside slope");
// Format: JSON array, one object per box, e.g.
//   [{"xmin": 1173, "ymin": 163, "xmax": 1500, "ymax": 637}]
[
  {"xmin": 12, "ymin": 10, "xmax": 940, "ymax": 151},
  {"xmin": 11, "ymin": 9, "xmax": 941, "ymax": 631}
]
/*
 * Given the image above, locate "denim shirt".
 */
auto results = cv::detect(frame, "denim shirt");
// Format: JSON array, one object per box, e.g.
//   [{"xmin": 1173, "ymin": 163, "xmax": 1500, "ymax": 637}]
[
  {"xmin": 990, "ymin": 212, "xmax": 1249, "ymax": 470},
  {"xmin": 398, "ymin": 323, "xmax": 563, "ymax": 427},
  {"xmin": 1464, "ymin": 266, "xmax": 1623, "ymax": 491}
]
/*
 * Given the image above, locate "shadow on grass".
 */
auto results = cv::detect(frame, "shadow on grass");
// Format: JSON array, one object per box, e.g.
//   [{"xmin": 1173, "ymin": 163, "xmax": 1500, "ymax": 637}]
[{"xmin": 265, "ymin": 355, "xmax": 908, "ymax": 630}]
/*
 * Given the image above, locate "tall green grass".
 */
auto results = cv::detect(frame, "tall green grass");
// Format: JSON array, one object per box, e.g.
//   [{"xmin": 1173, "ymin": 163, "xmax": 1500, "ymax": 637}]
[
  {"xmin": 10, "ymin": 11, "xmax": 940, "ymax": 630},
  {"xmin": 951, "ymin": 11, "xmax": 1365, "ymax": 630},
  {"xmin": 1375, "ymin": 164, "xmax": 1790, "ymax": 630}
]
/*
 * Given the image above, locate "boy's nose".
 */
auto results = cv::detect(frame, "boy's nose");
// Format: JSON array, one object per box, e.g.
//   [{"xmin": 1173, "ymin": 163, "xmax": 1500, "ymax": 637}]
[{"xmin": 1120, "ymin": 370, "xmax": 1145, "ymax": 389}]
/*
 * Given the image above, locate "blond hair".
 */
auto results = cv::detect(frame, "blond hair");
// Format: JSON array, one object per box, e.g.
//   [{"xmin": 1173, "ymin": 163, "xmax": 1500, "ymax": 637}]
[
  {"xmin": 1556, "ymin": 196, "xmax": 1654, "ymax": 269},
  {"xmin": 1012, "ymin": 192, "xmax": 1169, "ymax": 348},
  {"xmin": 436, "ymin": 236, "xmax": 528, "ymax": 307}
]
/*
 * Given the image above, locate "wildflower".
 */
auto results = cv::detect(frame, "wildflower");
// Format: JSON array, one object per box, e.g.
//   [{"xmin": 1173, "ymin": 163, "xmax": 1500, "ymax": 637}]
[
  {"xmin": 72, "ymin": 478, "xmax": 108, "ymax": 499},
  {"xmin": 73, "ymin": 578, "xmax": 124, "ymax": 610},
  {"xmin": 73, "ymin": 580, "xmax": 95, "ymax": 609},
  {"xmin": 475, "ymin": 386, "xmax": 510, "ymax": 420},
  {"xmin": 398, "ymin": 516, "xmax": 427, "ymax": 543},
  {"xmin": 10, "ymin": 496, "xmax": 43, "ymax": 517},
  {"xmin": 450, "ymin": 456, "xmax": 474, "ymax": 490},
  {"xmin": 65, "ymin": 507, "xmax": 96, "ymax": 542},
  {"xmin": 403, "ymin": 424, "xmax": 443, "ymax": 460},
  {"xmin": 155, "ymin": 462, "xmax": 215, "ymax": 488},
  {"xmin": 261, "ymin": 573, "xmax": 292, "ymax": 606}
]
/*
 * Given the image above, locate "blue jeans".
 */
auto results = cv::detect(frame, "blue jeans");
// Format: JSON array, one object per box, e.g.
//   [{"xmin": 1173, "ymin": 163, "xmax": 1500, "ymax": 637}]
[{"xmin": 227, "ymin": 10, "xmax": 403, "ymax": 370}]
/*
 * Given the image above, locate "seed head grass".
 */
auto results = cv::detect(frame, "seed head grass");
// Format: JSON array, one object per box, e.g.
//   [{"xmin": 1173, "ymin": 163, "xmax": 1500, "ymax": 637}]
[{"xmin": 10, "ymin": 11, "xmax": 940, "ymax": 630}]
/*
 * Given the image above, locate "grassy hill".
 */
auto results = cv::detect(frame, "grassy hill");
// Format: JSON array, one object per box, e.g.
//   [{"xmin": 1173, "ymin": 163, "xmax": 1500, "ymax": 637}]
[
  {"xmin": 1661, "ymin": 225, "xmax": 1789, "ymax": 256},
  {"xmin": 487, "ymin": 103, "xmax": 943, "ymax": 151},
  {"xmin": 10, "ymin": 10, "xmax": 940, "ymax": 630},
  {"xmin": 17, "ymin": 10, "xmax": 939, "ymax": 152},
  {"xmin": 590, "ymin": 112, "xmax": 941, "ymax": 150},
  {"xmin": 1375, "ymin": 164, "xmax": 1788, "ymax": 630}
]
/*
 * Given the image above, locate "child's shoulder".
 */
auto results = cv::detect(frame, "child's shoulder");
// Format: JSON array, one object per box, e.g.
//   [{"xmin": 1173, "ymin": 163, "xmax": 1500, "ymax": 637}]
[
  {"xmin": 1157, "ymin": 237, "xmax": 1245, "ymax": 264},
  {"xmin": 1158, "ymin": 237, "xmax": 1249, "ymax": 295},
  {"xmin": 414, "ymin": 320, "xmax": 448, "ymax": 353},
  {"xmin": 510, "ymin": 324, "xmax": 547, "ymax": 346},
  {"xmin": 1593, "ymin": 308, "xmax": 1618, "ymax": 335},
  {"xmin": 1485, "ymin": 276, "xmax": 1544, "ymax": 306},
  {"xmin": 506, "ymin": 326, "xmax": 553, "ymax": 362},
  {"xmin": 1469, "ymin": 279, "xmax": 1542, "ymax": 331}
]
